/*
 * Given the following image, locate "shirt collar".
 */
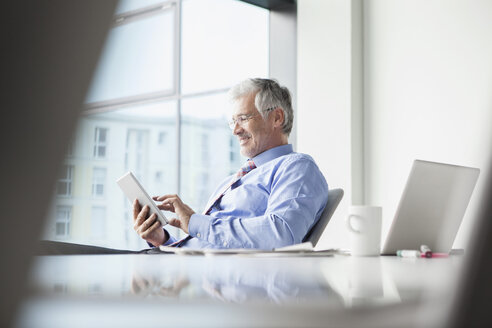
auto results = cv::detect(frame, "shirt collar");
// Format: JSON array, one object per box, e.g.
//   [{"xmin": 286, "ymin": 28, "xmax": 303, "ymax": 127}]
[{"xmin": 251, "ymin": 144, "xmax": 293, "ymax": 167}]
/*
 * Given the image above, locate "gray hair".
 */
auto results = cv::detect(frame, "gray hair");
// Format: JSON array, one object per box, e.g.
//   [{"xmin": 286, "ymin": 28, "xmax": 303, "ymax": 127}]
[{"xmin": 228, "ymin": 78, "xmax": 294, "ymax": 136}]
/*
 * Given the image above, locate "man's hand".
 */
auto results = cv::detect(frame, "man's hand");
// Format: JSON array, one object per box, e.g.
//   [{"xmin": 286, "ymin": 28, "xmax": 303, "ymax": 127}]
[
  {"xmin": 153, "ymin": 194, "xmax": 195, "ymax": 234},
  {"xmin": 133, "ymin": 199, "xmax": 168, "ymax": 247}
]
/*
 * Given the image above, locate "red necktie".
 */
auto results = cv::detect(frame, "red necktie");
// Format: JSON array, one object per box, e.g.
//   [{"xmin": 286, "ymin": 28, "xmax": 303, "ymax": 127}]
[{"xmin": 169, "ymin": 160, "xmax": 256, "ymax": 247}]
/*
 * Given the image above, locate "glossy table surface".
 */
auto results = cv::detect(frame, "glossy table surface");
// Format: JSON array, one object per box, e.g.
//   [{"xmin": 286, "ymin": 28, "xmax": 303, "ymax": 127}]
[{"xmin": 15, "ymin": 253, "xmax": 464, "ymax": 328}]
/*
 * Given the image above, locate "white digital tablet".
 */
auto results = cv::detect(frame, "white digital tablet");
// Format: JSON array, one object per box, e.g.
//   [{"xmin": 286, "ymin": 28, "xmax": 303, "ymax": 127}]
[{"xmin": 116, "ymin": 171, "xmax": 168, "ymax": 226}]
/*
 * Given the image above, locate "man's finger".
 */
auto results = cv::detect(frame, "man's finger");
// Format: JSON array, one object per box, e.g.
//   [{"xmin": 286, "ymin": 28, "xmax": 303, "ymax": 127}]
[
  {"xmin": 155, "ymin": 194, "xmax": 179, "ymax": 202},
  {"xmin": 148, "ymin": 219, "xmax": 161, "ymax": 232},
  {"xmin": 136, "ymin": 205, "xmax": 149, "ymax": 225},
  {"xmin": 168, "ymin": 218, "xmax": 180, "ymax": 229},
  {"xmin": 157, "ymin": 203, "xmax": 174, "ymax": 212},
  {"xmin": 141, "ymin": 220, "xmax": 161, "ymax": 239},
  {"xmin": 142, "ymin": 213, "xmax": 157, "ymax": 229},
  {"xmin": 133, "ymin": 199, "xmax": 141, "ymax": 222},
  {"xmin": 138, "ymin": 213, "xmax": 157, "ymax": 233}
]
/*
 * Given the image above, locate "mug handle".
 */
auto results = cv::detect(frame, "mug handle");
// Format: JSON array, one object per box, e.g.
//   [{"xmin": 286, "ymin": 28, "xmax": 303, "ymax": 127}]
[{"xmin": 346, "ymin": 215, "xmax": 362, "ymax": 234}]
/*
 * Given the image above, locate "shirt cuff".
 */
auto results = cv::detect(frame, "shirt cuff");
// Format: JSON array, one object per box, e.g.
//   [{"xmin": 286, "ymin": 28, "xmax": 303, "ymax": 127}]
[
  {"xmin": 146, "ymin": 228, "xmax": 175, "ymax": 247},
  {"xmin": 188, "ymin": 213, "xmax": 212, "ymax": 240},
  {"xmin": 161, "ymin": 229, "xmax": 177, "ymax": 246}
]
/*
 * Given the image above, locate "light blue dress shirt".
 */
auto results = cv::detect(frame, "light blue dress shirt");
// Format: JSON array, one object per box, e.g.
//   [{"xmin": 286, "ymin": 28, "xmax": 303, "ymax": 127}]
[{"xmin": 163, "ymin": 144, "xmax": 328, "ymax": 250}]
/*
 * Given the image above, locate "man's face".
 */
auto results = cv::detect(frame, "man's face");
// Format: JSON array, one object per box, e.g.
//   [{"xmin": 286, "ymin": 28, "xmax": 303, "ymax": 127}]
[{"xmin": 231, "ymin": 93, "xmax": 276, "ymax": 158}]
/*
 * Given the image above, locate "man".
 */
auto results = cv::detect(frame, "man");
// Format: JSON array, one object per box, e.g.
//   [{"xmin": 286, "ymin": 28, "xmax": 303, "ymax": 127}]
[{"xmin": 133, "ymin": 78, "xmax": 328, "ymax": 249}]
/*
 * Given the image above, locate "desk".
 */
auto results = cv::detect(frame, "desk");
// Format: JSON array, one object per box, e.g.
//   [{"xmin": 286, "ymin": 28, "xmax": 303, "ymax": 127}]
[{"xmin": 15, "ymin": 254, "xmax": 463, "ymax": 327}]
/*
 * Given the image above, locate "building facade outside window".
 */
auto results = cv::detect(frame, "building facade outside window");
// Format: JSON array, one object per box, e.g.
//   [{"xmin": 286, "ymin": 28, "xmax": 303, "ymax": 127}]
[
  {"xmin": 92, "ymin": 167, "xmax": 107, "ymax": 197},
  {"xmin": 56, "ymin": 165, "xmax": 73, "ymax": 197},
  {"xmin": 93, "ymin": 127, "xmax": 108, "ymax": 158},
  {"xmin": 55, "ymin": 206, "xmax": 72, "ymax": 237},
  {"xmin": 158, "ymin": 131, "xmax": 166, "ymax": 145},
  {"xmin": 125, "ymin": 129, "xmax": 148, "ymax": 181}
]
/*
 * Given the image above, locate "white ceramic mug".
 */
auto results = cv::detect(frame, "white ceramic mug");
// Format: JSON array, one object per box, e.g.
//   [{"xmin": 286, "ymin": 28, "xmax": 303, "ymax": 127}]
[{"xmin": 346, "ymin": 206, "xmax": 382, "ymax": 256}]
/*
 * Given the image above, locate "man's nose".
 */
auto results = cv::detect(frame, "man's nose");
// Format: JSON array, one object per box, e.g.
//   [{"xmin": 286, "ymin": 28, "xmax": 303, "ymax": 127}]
[{"xmin": 232, "ymin": 122, "xmax": 242, "ymax": 135}]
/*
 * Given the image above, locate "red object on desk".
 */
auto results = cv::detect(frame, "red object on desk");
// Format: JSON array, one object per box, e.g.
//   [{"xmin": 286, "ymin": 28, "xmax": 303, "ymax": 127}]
[{"xmin": 421, "ymin": 253, "xmax": 449, "ymax": 258}]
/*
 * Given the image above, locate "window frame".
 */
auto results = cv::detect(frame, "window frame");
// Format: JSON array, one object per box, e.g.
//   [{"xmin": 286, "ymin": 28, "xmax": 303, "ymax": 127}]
[
  {"xmin": 81, "ymin": 0, "xmax": 255, "ymax": 197},
  {"xmin": 93, "ymin": 127, "xmax": 109, "ymax": 159},
  {"xmin": 55, "ymin": 206, "xmax": 72, "ymax": 237},
  {"xmin": 56, "ymin": 165, "xmax": 74, "ymax": 197},
  {"xmin": 92, "ymin": 167, "xmax": 107, "ymax": 197},
  {"xmin": 85, "ymin": 1, "xmax": 178, "ymax": 111},
  {"xmin": 60, "ymin": 0, "xmax": 275, "ymax": 245}
]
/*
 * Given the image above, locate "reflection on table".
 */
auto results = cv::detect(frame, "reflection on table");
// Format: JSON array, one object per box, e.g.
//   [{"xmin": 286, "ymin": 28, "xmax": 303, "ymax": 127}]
[{"xmin": 17, "ymin": 254, "xmax": 463, "ymax": 327}]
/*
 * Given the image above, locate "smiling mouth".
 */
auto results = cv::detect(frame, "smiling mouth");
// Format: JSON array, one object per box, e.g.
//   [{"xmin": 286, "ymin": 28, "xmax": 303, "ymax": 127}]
[{"xmin": 238, "ymin": 136, "xmax": 251, "ymax": 145}]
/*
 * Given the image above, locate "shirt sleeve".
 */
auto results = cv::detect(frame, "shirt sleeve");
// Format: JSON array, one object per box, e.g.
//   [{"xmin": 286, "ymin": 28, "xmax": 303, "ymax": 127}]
[
  {"xmin": 188, "ymin": 157, "xmax": 328, "ymax": 250},
  {"xmin": 146, "ymin": 228, "xmax": 178, "ymax": 248},
  {"xmin": 161, "ymin": 229, "xmax": 178, "ymax": 246}
]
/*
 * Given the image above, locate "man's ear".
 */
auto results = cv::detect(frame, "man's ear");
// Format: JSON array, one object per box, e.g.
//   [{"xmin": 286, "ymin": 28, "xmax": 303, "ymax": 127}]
[{"xmin": 272, "ymin": 107, "xmax": 285, "ymax": 128}]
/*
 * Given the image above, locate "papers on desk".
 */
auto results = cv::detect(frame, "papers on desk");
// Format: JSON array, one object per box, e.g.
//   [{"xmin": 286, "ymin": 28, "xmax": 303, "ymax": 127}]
[{"xmin": 158, "ymin": 242, "xmax": 349, "ymax": 257}]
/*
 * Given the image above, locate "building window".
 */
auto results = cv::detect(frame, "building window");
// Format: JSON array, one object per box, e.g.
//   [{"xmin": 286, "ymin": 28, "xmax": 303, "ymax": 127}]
[
  {"xmin": 56, "ymin": 165, "xmax": 74, "ymax": 197},
  {"xmin": 55, "ymin": 206, "xmax": 71, "ymax": 237},
  {"xmin": 91, "ymin": 206, "xmax": 106, "ymax": 239},
  {"xmin": 125, "ymin": 129, "xmax": 149, "ymax": 180},
  {"xmin": 92, "ymin": 167, "xmax": 107, "ymax": 197},
  {"xmin": 93, "ymin": 127, "xmax": 108, "ymax": 158},
  {"xmin": 158, "ymin": 131, "xmax": 166, "ymax": 145},
  {"xmin": 229, "ymin": 136, "xmax": 236, "ymax": 162}
]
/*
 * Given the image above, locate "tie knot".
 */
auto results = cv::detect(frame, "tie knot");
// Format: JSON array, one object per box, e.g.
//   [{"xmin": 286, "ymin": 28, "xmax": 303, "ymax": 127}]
[{"xmin": 236, "ymin": 160, "xmax": 256, "ymax": 178}]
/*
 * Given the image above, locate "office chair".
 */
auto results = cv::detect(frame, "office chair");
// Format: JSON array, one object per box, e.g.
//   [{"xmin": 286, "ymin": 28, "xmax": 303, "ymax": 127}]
[{"xmin": 303, "ymin": 188, "xmax": 344, "ymax": 247}]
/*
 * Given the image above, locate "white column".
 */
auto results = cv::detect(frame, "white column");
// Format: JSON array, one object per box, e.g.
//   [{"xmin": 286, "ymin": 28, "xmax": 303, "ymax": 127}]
[{"xmin": 297, "ymin": 0, "xmax": 364, "ymax": 249}]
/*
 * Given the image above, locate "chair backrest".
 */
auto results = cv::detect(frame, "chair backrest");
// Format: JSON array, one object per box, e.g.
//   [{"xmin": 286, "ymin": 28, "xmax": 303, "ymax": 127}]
[{"xmin": 303, "ymin": 188, "xmax": 344, "ymax": 247}]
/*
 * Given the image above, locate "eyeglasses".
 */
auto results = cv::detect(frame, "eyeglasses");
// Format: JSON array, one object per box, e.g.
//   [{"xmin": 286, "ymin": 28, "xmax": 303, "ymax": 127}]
[{"xmin": 228, "ymin": 107, "xmax": 276, "ymax": 130}]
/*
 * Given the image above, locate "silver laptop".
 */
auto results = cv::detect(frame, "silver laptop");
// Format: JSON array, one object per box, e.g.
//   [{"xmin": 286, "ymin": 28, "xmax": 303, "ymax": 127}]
[{"xmin": 381, "ymin": 160, "xmax": 480, "ymax": 255}]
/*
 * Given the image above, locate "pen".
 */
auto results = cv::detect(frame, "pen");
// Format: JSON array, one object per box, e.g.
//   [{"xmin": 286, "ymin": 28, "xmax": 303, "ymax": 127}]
[
  {"xmin": 421, "ymin": 253, "xmax": 448, "ymax": 258},
  {"xmin": 396, "ymin": 250, "xmax": 420, "ymax": 258},
  {"xmin": 420, "ymin": 244, "xmax": 432, "ymax": 258},
  {"xmin": 397, "ymin": 249, "xmax": 449, "ymax": 258}
]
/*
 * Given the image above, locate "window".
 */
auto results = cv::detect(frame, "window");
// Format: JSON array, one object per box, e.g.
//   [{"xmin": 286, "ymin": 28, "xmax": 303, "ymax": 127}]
[
  {"xmin": 46, "ymin": 0, "xmax": 268, "ymax": 249},
  {"xmin": 91, "ymin": 206, "xmax": 106, "ymax": 240},
  {"xmin": 229, "ymin": 136, "xmax": 239, "ymax": 166},
  {"xmin": 125, "ymin": 129, "xmax": 149, "ymax": 180},
  {"xmin": 158, "ymin": 131, "xmax": 166, "ymax": 145},
  {"xmin": 86, "ymin": 1, "xmax": 175, "ymax": 104},
  {"xmin": 55, "ymin": 206, "xmax": 71, "ymax": 237},
  {"xmin": 56, "ymin": 165, "xmax": 73, "ymax": 197},
  {"xmin": 181, "ymin": 0, "xmax": 268, "ymax": 94},
  {"xmin": 92, "ymin": 167, "xmax": 107, "ymax": 197},
  {"xmin": 93, "ymin": 127, "xmax": 108, "ymax": 158}
]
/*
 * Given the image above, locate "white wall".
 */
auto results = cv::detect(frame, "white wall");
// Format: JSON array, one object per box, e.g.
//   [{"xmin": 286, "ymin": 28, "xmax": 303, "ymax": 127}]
[
  {"xmin": 269, "ymin": 6, "xmax": 298, "ymax": 148},
  {"xmin": 364, "ymin": 0, "xmax": 492, "ymax": 248},
  {"xmin": 297, "ymin": 0, "xmax": 355, "ymax": 249},
  {"xmin": 297, "ymin": 0, "xmax": 492, "ymax": 250}
]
